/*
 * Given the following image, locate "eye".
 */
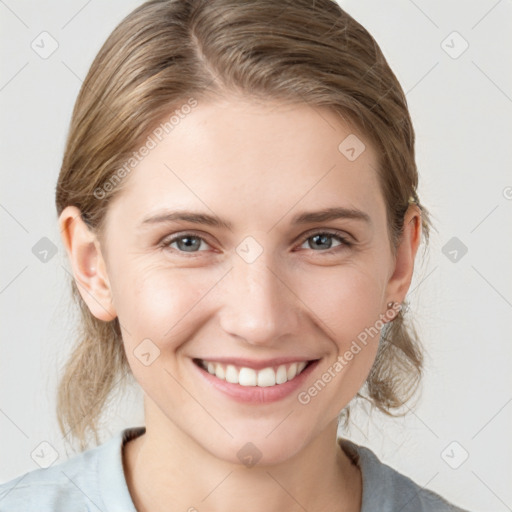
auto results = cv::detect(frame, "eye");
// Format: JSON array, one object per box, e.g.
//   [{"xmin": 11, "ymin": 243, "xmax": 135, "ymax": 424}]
[
  {"xmin": 161, "ymin": 233, "xmax": 211, "ymax": 254},
  {"xmin": 160, "ymin": 229, "xmax": 352, "ymax": 256},
  {"xmin": 297, "ymin": 230, "xmax": 351, "ymax": 253}
]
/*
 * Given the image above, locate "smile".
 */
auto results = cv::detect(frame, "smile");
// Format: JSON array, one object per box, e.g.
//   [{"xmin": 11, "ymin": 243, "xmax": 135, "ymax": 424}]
[{"xmin": 193, "ymin": 358, "xmax": 312, "ymax": 387}]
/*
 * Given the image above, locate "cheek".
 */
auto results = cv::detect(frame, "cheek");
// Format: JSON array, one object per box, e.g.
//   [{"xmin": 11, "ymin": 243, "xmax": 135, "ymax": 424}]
[
  {"xmin": 113, "ymin": 253, "xmax": 387, "ymax": 351},
  {"xmin": 293, "ymin": 265, "xmax": 386, "ymax": 402},
  {"xmin": 111, "ymin": 259, "xmax": 222, "ymax": 346},
  {"xmin": 296, "ymin": 263, "xmax": 387, "ymax": 345},
  {"xmin": 111, "ymin": 263, "xmax": 217, "ymax": 399}
]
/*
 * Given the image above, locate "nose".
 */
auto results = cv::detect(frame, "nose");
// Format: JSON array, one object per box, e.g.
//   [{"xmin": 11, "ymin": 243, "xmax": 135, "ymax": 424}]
[{"xmin": 217, "ymin": 252, "xmax": 301, "ymax": 347}]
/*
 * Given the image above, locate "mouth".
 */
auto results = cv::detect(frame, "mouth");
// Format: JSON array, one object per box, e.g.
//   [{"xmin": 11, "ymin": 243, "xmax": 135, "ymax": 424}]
[{"xmin": 192, "ymin": 358, "xmax": 317, "ymax": 387}]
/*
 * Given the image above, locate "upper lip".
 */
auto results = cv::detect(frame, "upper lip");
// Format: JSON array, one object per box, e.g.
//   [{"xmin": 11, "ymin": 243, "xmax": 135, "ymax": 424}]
[{"xmin": 192, "ymin": 356, "xmax": 318, "ymax": 370}]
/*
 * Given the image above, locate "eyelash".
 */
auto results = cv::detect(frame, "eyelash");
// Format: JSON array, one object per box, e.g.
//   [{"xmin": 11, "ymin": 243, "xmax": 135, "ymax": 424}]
[{"xmin": 159, "ymin": 229, "xmax": 352, "ymax": 256}]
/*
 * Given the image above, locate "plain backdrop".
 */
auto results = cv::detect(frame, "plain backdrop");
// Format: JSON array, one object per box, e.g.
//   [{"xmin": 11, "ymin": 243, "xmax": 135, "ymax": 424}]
[{"xmin": 1, "ymin": 1, "xmax": 511, "ymax": 511}]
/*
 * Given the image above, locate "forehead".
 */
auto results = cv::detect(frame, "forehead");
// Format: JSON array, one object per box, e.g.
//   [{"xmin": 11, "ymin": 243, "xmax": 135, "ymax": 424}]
[{"xmin": 107, "ymin": 98, "xmax": 384, "ymax": 227}]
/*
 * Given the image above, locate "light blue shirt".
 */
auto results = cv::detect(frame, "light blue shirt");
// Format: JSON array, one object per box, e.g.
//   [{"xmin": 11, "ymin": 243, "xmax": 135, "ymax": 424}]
[{"xmin": 0, "ymin": 426, "xmax": 469, "ymax": 511}]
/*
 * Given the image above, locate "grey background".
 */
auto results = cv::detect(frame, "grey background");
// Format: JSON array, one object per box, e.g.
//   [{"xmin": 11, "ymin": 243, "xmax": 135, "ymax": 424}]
[{"xmin": 1, "ymin": 1, "xmax": 511, "ymax": 510}]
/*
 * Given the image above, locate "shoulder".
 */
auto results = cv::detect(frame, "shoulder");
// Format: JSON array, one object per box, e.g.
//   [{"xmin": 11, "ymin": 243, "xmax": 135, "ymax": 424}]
[
  {"xmin": 339, "ymin": 438, "xmax": 471, "ymax": 512},
  {"xmin": 0, "ymin": 441, "xmax": 101, "ymax": 512},
  {"xmin": 0, "ymin": 427, "xmax": 143, "ymax": 512}
]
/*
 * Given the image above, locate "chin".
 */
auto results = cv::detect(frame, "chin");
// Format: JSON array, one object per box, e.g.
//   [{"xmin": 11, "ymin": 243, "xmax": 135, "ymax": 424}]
[{"xmin": 201, "ymin": 423, "xmax": 316, "ymax": 468}]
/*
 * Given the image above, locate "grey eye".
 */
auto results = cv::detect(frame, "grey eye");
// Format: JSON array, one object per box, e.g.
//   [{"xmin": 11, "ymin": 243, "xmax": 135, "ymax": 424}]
[
  {"xmin": 300, "ymin": 232, "xmax": 345, "ymax": 251},
  {"xmin": 167, "ymin": 235, "xmax": 208, "ymax": 252}
]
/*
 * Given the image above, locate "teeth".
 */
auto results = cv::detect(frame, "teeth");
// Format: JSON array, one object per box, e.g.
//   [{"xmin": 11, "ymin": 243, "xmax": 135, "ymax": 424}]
[
  {"xmin": 225, "ymin": 364, "xmax": 239, "ymax": 384},
  {"xmin": 257, "ymin": 367, "xmax": 275, "ymax": 387},
  {"xmin": 287, "ymin": 363, "xmax": 297, "ymax": 380},
  {"xmin": 216, "ymin": 364, "xmax": 225, "ymax": 380},
  {"xmin": 297, "ymin": 361, "xmax": 307, "ymax": 374},
  {"xmin": 198, "ymin": 359, "xmax": 310, "ymax": 387},
  {"xmin": 276, "ymin": 365, "xmax": 287, "ymax": 384},
  {"xmin": 239, "ymin": 367, "xmax": 257, "ymax": 386}
]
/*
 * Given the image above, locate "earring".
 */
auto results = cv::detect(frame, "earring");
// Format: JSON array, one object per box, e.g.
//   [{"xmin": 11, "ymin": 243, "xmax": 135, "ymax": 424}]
[{"xmin": 385, "ymin": 301, "xmax": 402, "ymax": 321}]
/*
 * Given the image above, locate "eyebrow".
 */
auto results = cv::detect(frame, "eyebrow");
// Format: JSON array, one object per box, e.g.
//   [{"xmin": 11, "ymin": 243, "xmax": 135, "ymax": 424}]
[{"xmin": 140, "ymin": 206, "xmax": 371, "ymax": 230}]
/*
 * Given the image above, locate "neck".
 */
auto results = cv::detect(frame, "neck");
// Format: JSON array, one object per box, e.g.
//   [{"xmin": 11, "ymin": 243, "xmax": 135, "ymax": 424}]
[{"xmin": 123, "ymin": 402, "xmax": 361, "ymax": 512}]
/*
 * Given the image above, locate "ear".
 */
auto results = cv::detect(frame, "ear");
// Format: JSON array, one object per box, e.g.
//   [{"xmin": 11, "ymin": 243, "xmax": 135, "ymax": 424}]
[
  {"xmin": 58, "ymin": 205, "xmax": 117, "ymax": 322},
  {"xmin": 384, "ymin": 205, "xmax": 422, "ymax": 310}
]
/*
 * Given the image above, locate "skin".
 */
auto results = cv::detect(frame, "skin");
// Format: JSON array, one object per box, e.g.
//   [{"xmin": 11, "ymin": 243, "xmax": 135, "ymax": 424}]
[{"xmin": 59, "ymin": 96, "xmax": 421, "ymax": 512}]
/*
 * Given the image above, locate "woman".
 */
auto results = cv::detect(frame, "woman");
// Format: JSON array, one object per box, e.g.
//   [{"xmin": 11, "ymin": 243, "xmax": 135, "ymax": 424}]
[{"xmin": 0, "ymin": 0, "xmax": 470, "ymax": 510}]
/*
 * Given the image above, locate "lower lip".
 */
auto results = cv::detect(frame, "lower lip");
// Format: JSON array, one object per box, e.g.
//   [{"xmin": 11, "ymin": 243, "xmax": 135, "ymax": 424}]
[{"xmin": 192, "ymin": 359, "xmax": 320, "ymax": 404}]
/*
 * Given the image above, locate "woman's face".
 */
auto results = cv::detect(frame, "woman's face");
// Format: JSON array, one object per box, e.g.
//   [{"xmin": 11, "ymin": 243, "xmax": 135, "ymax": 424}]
[{"xmin": 75, "ymin": 97, "xmax": 419, "ymax": 464}]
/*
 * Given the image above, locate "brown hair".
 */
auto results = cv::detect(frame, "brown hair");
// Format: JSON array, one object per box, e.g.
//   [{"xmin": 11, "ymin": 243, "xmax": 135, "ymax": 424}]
[{"xmin": 55, "ymin": 0, "xmax": 430, "ymax": 450}]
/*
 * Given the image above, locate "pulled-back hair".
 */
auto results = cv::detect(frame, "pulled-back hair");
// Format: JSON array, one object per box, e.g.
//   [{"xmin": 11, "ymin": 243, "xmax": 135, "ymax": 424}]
[{"xmin": 55, "ymin": 0, "xmax": 430, "ymax": 450}]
